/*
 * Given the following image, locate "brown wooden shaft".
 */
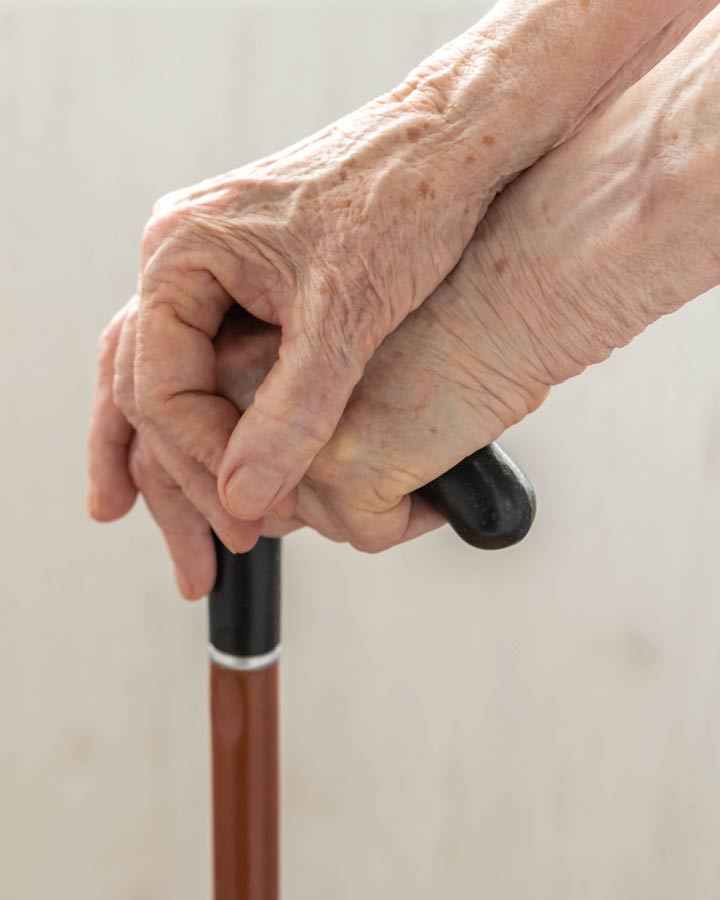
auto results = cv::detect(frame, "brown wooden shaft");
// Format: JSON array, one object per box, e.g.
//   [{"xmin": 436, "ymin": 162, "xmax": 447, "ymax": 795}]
[{"xmin": 210, "ymin": 661, "xmax": 279, "ymax": 900}]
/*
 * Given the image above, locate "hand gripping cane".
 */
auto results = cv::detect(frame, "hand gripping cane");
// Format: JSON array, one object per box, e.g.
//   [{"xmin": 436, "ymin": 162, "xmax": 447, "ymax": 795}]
[{"xmin": 208, "ymin": 442, "xmax": 535, "ymax": 900}]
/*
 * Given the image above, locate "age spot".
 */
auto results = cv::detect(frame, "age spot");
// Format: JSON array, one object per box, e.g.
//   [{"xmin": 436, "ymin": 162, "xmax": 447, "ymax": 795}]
[
  {"xmin": 419, "ymin": 181, "xmax": 431, "ymax": 198},
  {"xmin": 482, "ymin": 135, "xmax": 495, "ymax": 147},
  {"xmin": 494, "ymin": 257, "xmax": 508, "ymax": 275},
  {"xmin": 407, "ymin": 126, "xmax": 420, "ymax": 141}
]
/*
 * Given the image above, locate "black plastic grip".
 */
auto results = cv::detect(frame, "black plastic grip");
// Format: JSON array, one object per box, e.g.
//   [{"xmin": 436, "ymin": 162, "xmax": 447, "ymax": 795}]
[
  {"xmin": 418, "ymin": 442, "xmax": 535, "ymax": 550},
  {"xmin": 209, "ymin": 533, "xmax": 280, "ymax": 657},
  {"xmin": 208, "ymin": 441, "xmax": 534, "ymax": 654}
]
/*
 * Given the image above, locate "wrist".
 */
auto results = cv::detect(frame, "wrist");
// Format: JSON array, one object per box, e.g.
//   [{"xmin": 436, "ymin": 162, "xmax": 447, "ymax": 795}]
[
  {"xmin": 465, "ymin": 75, "xmax": 719, "ymax": 392},
  {"xmin": 387, "ymin": 0, "xmax": 696, "ymax": 213},
  {"xmin": 384, "ymin": 21, "xmax": 521, "ymax": 214}
]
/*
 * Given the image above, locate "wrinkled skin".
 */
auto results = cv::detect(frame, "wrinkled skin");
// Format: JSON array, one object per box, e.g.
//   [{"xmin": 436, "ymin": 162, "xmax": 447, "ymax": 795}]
[
  {"xmin": 88, "ymin": 2, "xmax": 720, "ymax": 597},
  {"xmin": 223, "ymin": 5, "xmax": 720, "ymax": 550},
  {"xmin": 100, "ymin": 0, "xmax": 711, "ymax": 523}
]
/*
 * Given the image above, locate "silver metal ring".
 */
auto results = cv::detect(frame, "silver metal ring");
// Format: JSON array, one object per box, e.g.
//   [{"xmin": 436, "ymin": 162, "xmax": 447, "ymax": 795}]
[{"xmin": 207, "ymin": 643, "xmax": 282, "ymax": 672}]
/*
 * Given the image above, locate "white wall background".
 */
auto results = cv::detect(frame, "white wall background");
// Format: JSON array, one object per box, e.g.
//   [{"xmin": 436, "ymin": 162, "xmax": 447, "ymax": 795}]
[{"xmin": 2, "ymin": 3, "xmax": 720, "ymax": 899}]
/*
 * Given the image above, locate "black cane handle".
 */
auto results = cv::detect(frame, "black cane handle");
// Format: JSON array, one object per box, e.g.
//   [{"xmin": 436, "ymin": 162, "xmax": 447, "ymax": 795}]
[
  {"xmin": 208, "ymin": 441, "xmax": 534, "ymax": 655},
  {"xmin": 418, "ymin": 442, "xmax": 535, "ymax": 550}
]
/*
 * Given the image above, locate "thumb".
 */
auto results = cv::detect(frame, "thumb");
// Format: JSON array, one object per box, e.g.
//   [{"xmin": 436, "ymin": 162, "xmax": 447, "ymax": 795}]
[{"xmin": 217, "ymin": 332, "xmax": 363, "ymax": 520}]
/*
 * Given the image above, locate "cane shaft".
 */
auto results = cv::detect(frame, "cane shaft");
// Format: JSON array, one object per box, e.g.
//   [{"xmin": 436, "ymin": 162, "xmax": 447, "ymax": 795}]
[
  {"xmin": 211, "ymin": 660, "xmax": 279, "ymax": 900},
  {"xmin": 206, "ymin": 439, "xmax": 533, "ymax": 897},
  {"xmin": 209, "ymin": 537, "xmax": 281, "ymax": 900}
]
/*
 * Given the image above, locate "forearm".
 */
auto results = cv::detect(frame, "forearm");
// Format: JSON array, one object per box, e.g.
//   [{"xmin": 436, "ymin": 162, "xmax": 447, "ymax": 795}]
[
  {"xmin": 247, "ymin": 0, "xmax": 708, "ymax": 272},
  {"xmin": 385, "ymin": 0, "xmax": 708, "ymax": 209},
  {"xmin": 463, "ymin": 2, "xmax": 720, "ymax": 389},
  {"xmin": 302, "ymin": 5, "xmax": 720, "ymax": 527}
]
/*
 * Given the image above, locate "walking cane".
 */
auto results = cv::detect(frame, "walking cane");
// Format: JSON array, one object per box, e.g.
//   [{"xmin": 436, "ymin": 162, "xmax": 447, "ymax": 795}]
[{"xmin": 208, "ymin": 441, "xmax": 535, "ymax": 900}]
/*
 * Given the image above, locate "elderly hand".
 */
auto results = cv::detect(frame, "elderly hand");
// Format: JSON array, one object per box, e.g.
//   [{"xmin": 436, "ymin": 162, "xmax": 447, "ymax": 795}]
[
  {"xmin": 297, "ymin": 6, "xmax": 720, "ymax": 548},
  {"xmin": 90, "ymin": 5, "xmax": 720, "ymax": 596},
  {"xmin": 88, "ymin": 0, "xmax": 712, "ymax": 537}
]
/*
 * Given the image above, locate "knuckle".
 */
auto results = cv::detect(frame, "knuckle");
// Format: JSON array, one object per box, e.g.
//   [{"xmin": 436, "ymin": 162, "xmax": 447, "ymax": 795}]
[
  {"xmin": 351, "ymin": 463, "xmax": 413, "ymax": 513},
  {"xmin": 341, "ymin": 503, "xmax": 406, "ymax": 554},
  {"xmin": 141, "ymin": 205, "xmax": 186, "ymax": 262},
  {"xmin": 95, "ymin": 325, "xmax": 117, "ymax": 369},
  {"xmin": 313, "ymin": 446, "xmax": 412, "ymax": 509},
  {"xmin": 112, "ymin": 371, "xmax": 134, "ymax": 419},
  {"xmin": 113, "ymin": 374, "xmax": 144, "ymax": 433},
  {"xmin": 128, "ymin": 441, "xmax": 155, "ymax": 487},
  {"xmin": 95, "ymin": 305, "xmax": 133, "ymax": 370},
  {"xmin": 171, "ymin": 467, "xmax": 195, "ymax": 501},
  {"xmin": 348, "ymin": 535, "xmax": 382, "ymax": 554},
  {"xmin": 132, "ymin": 359, "xmax": 170, "ymax": 422},
  {"xmin": 325, "ymin": 466, "xmax": 414, "ymax": 553},
  {"xmin": 347, "ymin": 521, "xmax": 394, "ymax": 555},
  {"xmin": 151, "ymin": 189, "xmax": 181, "ymax": 217},
  {"xmin": 133, "ymin": 376, "xmax": 157, "ymax": 419}
]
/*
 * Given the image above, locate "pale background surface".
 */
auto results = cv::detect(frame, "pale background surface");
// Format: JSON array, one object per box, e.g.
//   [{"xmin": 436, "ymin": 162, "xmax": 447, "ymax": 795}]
[{"xmin": 2, "ymin": 3, "xmax": 720, "ymax": 899}]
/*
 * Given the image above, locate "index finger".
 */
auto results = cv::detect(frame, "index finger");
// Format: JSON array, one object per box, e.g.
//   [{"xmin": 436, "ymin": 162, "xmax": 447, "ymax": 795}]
[{"xmin": 135, "ymin": 264, "xmax": 240, "ymax": 475}]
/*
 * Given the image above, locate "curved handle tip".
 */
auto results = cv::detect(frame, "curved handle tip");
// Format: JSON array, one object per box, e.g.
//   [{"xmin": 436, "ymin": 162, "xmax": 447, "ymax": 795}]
[{"xmin": 418, "ymin": 443, "xmax": 536, "ymax": 550}]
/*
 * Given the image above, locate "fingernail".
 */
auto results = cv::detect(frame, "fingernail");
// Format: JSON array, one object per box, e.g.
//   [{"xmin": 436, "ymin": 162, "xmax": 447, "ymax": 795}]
[{"xmin": 225, "ymin": 463, "xmax": 284, "ymax": 519}]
